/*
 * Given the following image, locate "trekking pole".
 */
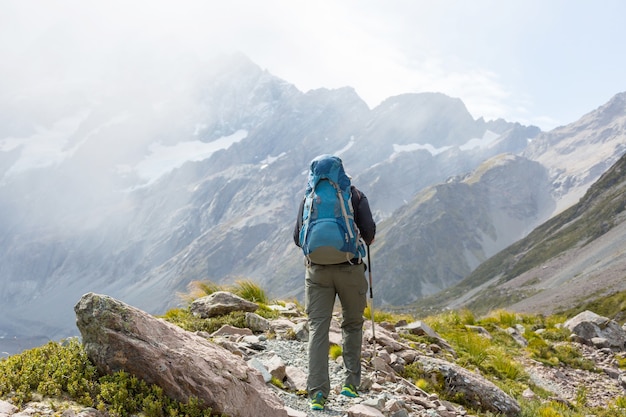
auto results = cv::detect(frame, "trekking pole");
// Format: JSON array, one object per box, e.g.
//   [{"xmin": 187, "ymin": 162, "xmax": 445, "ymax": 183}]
[{"xmin": 367, "ymin": 244, "xmax": 375, "ymax": 342}]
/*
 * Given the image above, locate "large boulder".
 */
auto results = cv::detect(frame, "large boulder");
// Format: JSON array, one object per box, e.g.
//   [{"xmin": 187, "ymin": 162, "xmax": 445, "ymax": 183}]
[
  {"xmin": 564, "ymin": 310, "xmax": 626, "ymax": 350},
  {"xmin": 416, "ymin": 356, "xmax": 521, "ymax": 416},
  {"xmin": 74, "ymin": 292, "xmax": 288, "ymax": 417},
  {"xmin": 190, "ymin": 291, "xmax": 259, "ymax": 318}
]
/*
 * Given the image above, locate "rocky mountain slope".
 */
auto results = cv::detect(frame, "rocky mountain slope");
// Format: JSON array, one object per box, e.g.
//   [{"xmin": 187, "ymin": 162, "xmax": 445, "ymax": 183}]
[
  {"xmin": 1, "ymin": 53, "xmax": 626, "ymax": 351},
  {"xmin": 372, "ymin": 154, "xmax": 554, "ymax": 305},
  {"xmin": 415, "ymin": 150, "xmax": 626, "ymax": 316}
]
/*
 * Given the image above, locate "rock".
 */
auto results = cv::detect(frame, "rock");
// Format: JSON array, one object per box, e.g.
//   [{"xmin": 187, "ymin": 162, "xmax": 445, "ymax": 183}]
[
  {"xmin": 417, "ymin": 356, "xmax": 521, "ymax": 416},
  {"xmin": 247, "ymin": 357, "xmax": 272, "ymax": 382},
  {"xmin": 397, "ymin": 321, "xmax": 456, "ymax": 356},
  {"xmin": 285, "ymin": 406, "xmax": 307, "ymax": 417},
  {"xmin": 466, "ymin": 325, "xmax": 492, "ymax": 339},
  {"xmin": 506, "ymin": 327, "xmax": 528, "ymax": 347},
  {"xmin": 270, "ymin": 318, "xmax": 297, "ymax": 335},
  {"xmin": 74, "ymin": 293, "xmax": 287, "ymax": 417},
  {"xmin": 245, "ymin": 312, "xmax": 271, "ymax": 333},
  {"xmin": 257, "ymin": 353, "xmax": 287, "ymax": 381},
  {"xmin": 0, "ymin": 400, "xmax": 18, "ymax": 415},
  {"xmin": 591, "ymin": 337, "xmax": 610, "ymax": 349},
  {"xmin": 522, "ymin": 388, "xmax": 536, "ymax": 400},
  {"xmin": 329, "ymin": 318, "xmax": 343, "ymax": 345},
  {"xmin": 190, "ymin": 291, "xmax": 258, "ymax": 318},
  {"xmin": 293, "ymin": 321, "xmax": 309, "ymax": 342},
  {"xmin": 268, "ymin": 303, "xmax": 301, "ymax": 317},
  {"xmin": 564, "ymin": 310, "xmax": 626, "ymax": 349},
  {"xmin": 284, "ymin": 365, "xmax": 307, "ymax": 391},
  {"xmin": 210, "ymin": 324, "xmax": 253, "ymax": 338},
  {"xmin": 347, "ymin": 403, "xmax": 386, "ymax": 417}
]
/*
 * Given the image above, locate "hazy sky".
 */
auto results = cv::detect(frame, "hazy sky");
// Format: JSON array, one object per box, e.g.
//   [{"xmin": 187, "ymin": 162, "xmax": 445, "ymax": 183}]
[{"xmin": 1, "ymin": 0, "xmax": 625, "ymax": 131}]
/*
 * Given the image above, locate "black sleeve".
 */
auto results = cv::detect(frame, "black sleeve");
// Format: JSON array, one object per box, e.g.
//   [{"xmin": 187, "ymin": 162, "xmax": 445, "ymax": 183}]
[
  {"xmin": 293, "ymin": 197, "xmax": 304, "ymax": 247},
  {"xmin": 352, "ymin": 186, "xmax": 376, "ymax": 245}
]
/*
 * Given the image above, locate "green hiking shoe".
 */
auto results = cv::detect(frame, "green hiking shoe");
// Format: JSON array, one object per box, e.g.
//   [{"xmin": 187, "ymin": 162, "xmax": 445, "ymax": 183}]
[
  {"xmin": 340, "ymin": 383, "xmax": 359, "ymax": 398},
  {"xmin": 310, "ymin": 391, "xmax": 326, "ymax": 411}
]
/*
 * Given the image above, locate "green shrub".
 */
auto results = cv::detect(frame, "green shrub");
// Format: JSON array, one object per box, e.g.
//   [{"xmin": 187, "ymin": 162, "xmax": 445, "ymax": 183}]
[
  {"xmin": 329, "ymin": 345, "xmax": 342, "ymax": 360},
  {"xmin": 553, "ymin": 344, "xmax": 596, "ymax": 371},
  {"xmin": 0, "ymin": 338, "xmax": 97, "ymax": 406},
  {"xmin": 0, "ymin": 340, "xmax": 216, "ymax": 416},
  {"xmin": 527, "ymin": 336, "xmax": 559, "ymax": 366},
  {"xmin": 161, "ymin": 309, "xmax": 248, "ymax": 333},
  {"xmin": 612, "ymin": 395, "xmax": 626, "ymax": 409},
  {"xmin": 401, "ymin": 362, "xmax": 445, "ymax": 394},
  {"xmin": 270, "ymin": 376, "xmax": 285, "ymax": 389},
  {"xmin": 96, "ymin": 371, "xmax": 213, "ymax": 417}
]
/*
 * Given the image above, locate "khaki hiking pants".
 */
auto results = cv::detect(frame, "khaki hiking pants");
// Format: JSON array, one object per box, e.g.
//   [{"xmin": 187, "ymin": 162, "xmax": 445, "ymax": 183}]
[{"xmin": 305, "ymin": 262, "xmax": 368, "ymax": 399}]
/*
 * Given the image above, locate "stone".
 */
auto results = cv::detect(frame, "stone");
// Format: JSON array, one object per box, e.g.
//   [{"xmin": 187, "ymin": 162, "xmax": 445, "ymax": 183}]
[
  {"xmin": 247, "ymin": 357, "xmax": 272, "ymax": 382},
  {"xmin": 417, "ymin": 356, "xmax": 521, "ymax": 416},
  {"xmin": 285, "ymin": 406, "xmax": 307, "ymax": 417},
  {"xmin": 347, "ymin": 403, "xmax": 386, "ymax": 417},
  {"xmin": 245, "ymin": 312, "xmax": 271, "ymax": 333},
  {"xmin": 522, "ymin": 388, "xmax": 536, "ymax": 400},
  {"xmin": 258, "ymin": 353, "xmax": 287, "ymax": 381},
  {"xmin": 74, "ymin": 293, "xmax": 287, "ymax": 417},
  {"xmin": 293, "ymin": 321, "xmax": 309, "ymax": 342},
  {"xmin": 466, "ymin": 325, "xmax": 492, "ymax": 339},
  {"xmin": 329, "ymin": 319, "xmax": 343, "ymax": 345},
  {"xmin": 397, "ymin": 321, "xmax": 456, "ymax": 355},
  {"xmin": 210, "ymin": 324, "xmax": 253, "ymax": 338},
  {"xmin": 591, "ymin": 337, "xmax": 610, "ymax": 349},
  {"xmin": 284, "ymin": 365, "xmax": 307, "ymax": 391},
  {"xmin": 506, "ymin": 327, "xmax": 528, "ymax": 347},
  {"xmin": 564, "ymin": 310, "xmax": 626, "ymax": 349},
  {"xmin": 270, "ymin": 318, "xmax": 297, "ymax": 335},
  {"xmin": 189, "ymin": 291, "xmax": 258, "ymax": 318},
  {"xmin": 0, "ymin": 400, "xmax": 18, "ymax": 415}
]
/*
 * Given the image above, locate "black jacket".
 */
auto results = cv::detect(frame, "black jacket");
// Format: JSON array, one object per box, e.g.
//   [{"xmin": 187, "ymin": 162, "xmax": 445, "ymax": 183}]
[{"xmin": 293, "ymin": 185, "xmax": 376, "ymax": 247}]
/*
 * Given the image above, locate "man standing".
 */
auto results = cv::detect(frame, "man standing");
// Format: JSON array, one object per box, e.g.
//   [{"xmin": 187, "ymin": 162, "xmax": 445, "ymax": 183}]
[{"xmin": 293, "ymin": 154, "xmax": 376, "ymax": 411}]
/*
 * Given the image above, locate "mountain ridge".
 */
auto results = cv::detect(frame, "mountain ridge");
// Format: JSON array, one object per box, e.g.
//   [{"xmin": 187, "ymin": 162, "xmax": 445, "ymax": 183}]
[
  {"xmin": 413, "ymin": 151, "xmax": 626, "ymax": 316},
  {"xmin": 1, "ymin": 53, "xmax": 625, "ymax": 351}
]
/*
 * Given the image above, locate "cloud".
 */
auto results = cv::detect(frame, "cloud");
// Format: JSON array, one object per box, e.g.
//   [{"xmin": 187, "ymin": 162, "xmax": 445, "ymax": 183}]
[{"xmin": 1, "ymin": 0, "xmax": 625, "ymax": 135}]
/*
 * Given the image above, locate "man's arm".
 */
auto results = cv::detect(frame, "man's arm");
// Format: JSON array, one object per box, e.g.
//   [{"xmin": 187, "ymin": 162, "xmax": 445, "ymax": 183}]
[
  {"xmin": 352, "ymin": 187, "xmax": 376, "ymax": 245},
  {"xmin": 293, "ymin": 198, "xmax": 304, "ymax": 247}
]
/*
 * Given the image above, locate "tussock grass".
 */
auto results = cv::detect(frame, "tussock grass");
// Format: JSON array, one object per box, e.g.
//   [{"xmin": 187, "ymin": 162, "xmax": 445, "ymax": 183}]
[
  {"xmin": 178, "ymin": 278, "xmax": 268, "ymax": 306},
  {"xmin": 231, "ymin": 279, "xmax": 268, "ymax": 304},
  {"xmin": 364, "ymin": 305, "xmax": 412, "ymax": 324}
]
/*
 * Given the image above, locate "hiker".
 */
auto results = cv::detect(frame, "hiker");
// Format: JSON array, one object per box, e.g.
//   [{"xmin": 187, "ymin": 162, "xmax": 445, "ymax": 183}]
[{"xmin": 293, "ymin": 154, "xmax": 376, "ymax": 411}]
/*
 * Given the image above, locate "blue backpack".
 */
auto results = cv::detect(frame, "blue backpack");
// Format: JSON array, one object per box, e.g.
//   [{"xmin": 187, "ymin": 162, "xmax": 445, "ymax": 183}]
[{"xmin": 298, "ymin": 155, "xmax": 365, "ymax": 264}]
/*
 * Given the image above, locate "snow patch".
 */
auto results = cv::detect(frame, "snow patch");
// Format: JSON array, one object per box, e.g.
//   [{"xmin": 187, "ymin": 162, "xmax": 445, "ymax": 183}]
[
  {"xmin": 392, "ymin": 143, "xmax": 452, "ymax": 156},
  {"xmin": 0, "ymin": 111, "xmax": 90, "ymax": 178},
  {"xmin": 131, "ymin": 129, "xmax": 248, "ymax": 185},
  {"xmin": 260, "ymin": 152, "xmax": 286, "ymax": 169},
  {"xmin": 459, "ymin": 130, "xmax": 500, "ymax": 151},
  {"xmin": 390, "ymin": 130, "xmax": 501, "ymax": 157},
  {"xmin": 334, "ymin": 136, "xmax": 356, "ymax": 156}
]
